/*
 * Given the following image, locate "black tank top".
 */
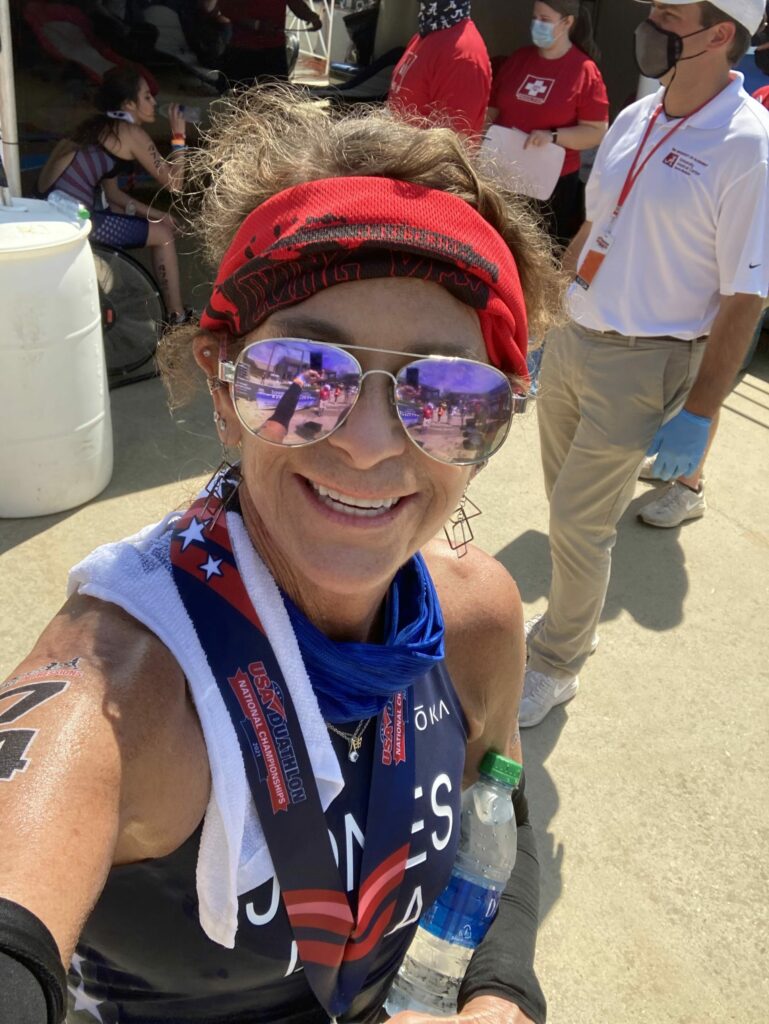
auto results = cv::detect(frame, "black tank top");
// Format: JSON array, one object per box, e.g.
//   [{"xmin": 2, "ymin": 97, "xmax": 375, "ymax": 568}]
[{"xmin": 67, "ymin": 663, "xmax": 467, "ymax": 1023}]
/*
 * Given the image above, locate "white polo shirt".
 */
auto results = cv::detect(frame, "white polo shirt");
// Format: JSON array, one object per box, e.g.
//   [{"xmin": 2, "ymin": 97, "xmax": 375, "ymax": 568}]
[{"xmin": 569, "ymin": 72, "xmax": 769, "ymax": 339}]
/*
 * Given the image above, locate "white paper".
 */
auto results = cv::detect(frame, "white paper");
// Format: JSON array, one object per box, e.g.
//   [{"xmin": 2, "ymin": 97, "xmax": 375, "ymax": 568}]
[{"xmin": 480, "ymin": 125, "xmax": 566, "ymax": 201}]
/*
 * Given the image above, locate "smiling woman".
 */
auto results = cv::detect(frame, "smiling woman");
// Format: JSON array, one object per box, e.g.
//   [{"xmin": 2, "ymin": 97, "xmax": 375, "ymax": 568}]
[{"xmin": 0, "ymin": 88, "xmax": 564, "ymax": 1024}]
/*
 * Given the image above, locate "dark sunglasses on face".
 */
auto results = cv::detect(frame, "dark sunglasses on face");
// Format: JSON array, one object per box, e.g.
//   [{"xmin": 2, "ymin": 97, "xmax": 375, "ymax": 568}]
[{"xmin": 216, "ymin": 338, "xmax": 521, "ymax": 467}]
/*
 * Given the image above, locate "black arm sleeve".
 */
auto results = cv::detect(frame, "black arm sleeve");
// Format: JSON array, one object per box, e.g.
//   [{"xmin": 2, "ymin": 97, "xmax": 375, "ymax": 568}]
[
  {"xmin": 0, "ymin": 951, "xmax": 49, "ymax": 1024},
  {"xmin": 0, "ymin": 899, "xmax": 66, "ymax": 1024},
  {"xmin": 267, "ymin": 382, "xmax": 303, "ymax": 430},
  {"xmin": 458, "ymin": 772, "xmax": 547, "ymax": 1024}
]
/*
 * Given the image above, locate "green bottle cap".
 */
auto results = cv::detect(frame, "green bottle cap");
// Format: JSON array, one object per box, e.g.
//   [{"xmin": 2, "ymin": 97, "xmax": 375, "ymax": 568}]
[{"xmin": 479, "ymin": 751, "xmax": 522, "ymax": 788}]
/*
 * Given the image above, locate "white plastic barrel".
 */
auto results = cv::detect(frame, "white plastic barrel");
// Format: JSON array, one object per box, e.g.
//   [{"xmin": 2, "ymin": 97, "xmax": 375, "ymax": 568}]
[{"xmin": 0, "ymin": 197, "xmax": 113, "ymax": 517}]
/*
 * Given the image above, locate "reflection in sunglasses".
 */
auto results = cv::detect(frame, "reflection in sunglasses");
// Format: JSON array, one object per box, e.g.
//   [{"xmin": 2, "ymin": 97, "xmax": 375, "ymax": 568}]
[{"xmin": 227, "ymin": 338, "xmax": 519, "ymax": 466}]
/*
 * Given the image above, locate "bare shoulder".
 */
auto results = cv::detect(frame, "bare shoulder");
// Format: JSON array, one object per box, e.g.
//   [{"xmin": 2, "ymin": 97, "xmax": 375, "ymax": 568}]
[
  {"xmin": 422, "ymin": 539, "xmax": 525, "ymax": 776},
  {"xmin": 119, "ymin": 122, "xmax": 156, "ymax": 158},
  {"xmin": 422, "ymin": 537, "xmax": 524, "ymax": 641},
  {"xmin": 2, "ymin": 593, "xmax": 209, "ymax": 840},
  {"xmin": 12, "ymin": 591, "xmax": 188, "ymax": 718},
  {"xmin": 0, "ymin": 593, "xmax": 209, "ymax": 959}
]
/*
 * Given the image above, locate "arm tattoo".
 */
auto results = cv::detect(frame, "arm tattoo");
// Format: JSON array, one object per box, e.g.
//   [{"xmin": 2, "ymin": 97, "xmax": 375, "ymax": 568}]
[
  {"xmin": 0, "ymin": 659, "xmax": 82, "ymax": 781},
  {"xmin": 149, "ymin": 144, "xmax": 164, "ymax": 173}
]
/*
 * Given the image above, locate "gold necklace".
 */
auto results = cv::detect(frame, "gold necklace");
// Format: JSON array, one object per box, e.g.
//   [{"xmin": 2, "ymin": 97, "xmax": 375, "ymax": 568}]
[{"xmin": 326, "ymin": 717, "xmax": 373, "ymax": 762}]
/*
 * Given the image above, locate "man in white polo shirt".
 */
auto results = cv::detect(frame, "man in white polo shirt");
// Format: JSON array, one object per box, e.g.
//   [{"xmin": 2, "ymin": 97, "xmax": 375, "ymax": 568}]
[{"xmin": 522, "ymin": 0, "xmax": 769, "ymax": 727}]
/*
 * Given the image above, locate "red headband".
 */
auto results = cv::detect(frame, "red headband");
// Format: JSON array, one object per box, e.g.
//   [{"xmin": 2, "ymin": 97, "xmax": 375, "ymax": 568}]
[{"xmin": 200, "ymin": 177, "xmax": 529, "ymax": 379}]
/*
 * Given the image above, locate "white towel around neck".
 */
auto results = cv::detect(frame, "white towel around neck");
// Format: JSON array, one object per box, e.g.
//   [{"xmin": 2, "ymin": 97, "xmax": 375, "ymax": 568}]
[{"xmin": 68, "ymin": 508, "xmax": 344, "ymax": 948}]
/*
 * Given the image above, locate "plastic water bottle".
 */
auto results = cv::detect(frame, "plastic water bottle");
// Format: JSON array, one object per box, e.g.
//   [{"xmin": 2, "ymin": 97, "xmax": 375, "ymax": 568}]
[
  {"xmin": 47, "ymin": 190, "xmax": 90, "ymax": 222},
  {"xmin": 158, "ymin": 103, "xmax": 202, "ymax": 123},
  {"xmin": 385, "ymin": 752, "xmax": 522, "ymax": 1016}
]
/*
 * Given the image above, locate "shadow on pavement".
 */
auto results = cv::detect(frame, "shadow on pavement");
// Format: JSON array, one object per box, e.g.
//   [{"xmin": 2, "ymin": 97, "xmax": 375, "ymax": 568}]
[
  {"xmin": 496, "ymin": 511, "xmax": 689, "ymax": 634},
  {"xmin": 495, "ymin": 529, "xmax": 551, "ymax": 605},
  {"xmin": 494, "ymin": 351, "xmax": 769, "ymax": 638},
  {"xmin": 725, "ymin": 350, "xmax": 769, "ymax": 429},
  {"xmin": 603, "ymin": 494, "xmax": 689, "ymax": 630},
  {"xmin": 521, "ymin": 704, "xmax": 569, "ymax": 924},
  {"xmin": 741, "ymin": 346, "xmax": 769, "ymax": 385}
]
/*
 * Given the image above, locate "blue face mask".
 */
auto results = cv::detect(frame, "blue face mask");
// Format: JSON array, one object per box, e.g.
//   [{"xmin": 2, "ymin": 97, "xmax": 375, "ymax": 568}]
[{"xmin": 531, "ymin": 18, "xmax": 559, "ymax": 49}]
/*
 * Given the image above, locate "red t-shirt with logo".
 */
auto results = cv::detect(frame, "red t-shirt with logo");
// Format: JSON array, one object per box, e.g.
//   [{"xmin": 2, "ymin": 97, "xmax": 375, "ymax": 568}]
[
  {"xmin": 389, "ymin": 20, "xmax": 491, "ymax": 136},
  {"xmin": 752, "ymin": 84, "xmax": 769, "ymax": 109},
  {"xmin": 490, "ymin": 44, "xmax": 608, "ymax": 176}
]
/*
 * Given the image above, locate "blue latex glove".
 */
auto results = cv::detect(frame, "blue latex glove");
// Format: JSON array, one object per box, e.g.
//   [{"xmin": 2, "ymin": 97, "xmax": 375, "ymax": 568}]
[{"xmin": 646, "ymin": 408, "xmax": 712, "ymax": 481}]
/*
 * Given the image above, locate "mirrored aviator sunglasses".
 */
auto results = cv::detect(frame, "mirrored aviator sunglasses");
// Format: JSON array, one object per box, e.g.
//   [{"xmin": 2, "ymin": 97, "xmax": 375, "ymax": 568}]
[{"xmin": 218, "ymin": 338, "xmax": 520, "ymax": 466}]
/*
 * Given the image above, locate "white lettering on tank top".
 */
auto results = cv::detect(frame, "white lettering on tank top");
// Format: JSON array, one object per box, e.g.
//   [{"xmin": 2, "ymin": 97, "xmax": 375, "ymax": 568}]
[
  {"xmin": 413, "ymin": 698, "xmax": 450, "ymax": 732},
  {"xmin": 384, "ymin": 885, "xmax": 424, "ymax": 936},
  {"xmin": 386, "ymin": 773, "xmax": 454, "ymax": 936},
  {"xmin": 284, "ymin": 940, "xmax": 301, "ymax": 976},
  {"xmin": 245, "ymin": 875, "xmax": 281, "ymax": 926},
  {"xmin": 430, "ymin": 773, "xmax": 453, "ymax": 851},
  {"xmin": 244, "ymin": 769, "xmax": 454, "ymax": 931},
  {"xmin": 345, "ymin": 812, "xmax": 366, "ymax": 892}
]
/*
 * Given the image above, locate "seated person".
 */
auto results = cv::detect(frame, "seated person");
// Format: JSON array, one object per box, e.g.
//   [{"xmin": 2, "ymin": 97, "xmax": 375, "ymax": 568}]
[{"xmin": 37, "ymin": 67, "xmax": 191, "ymax": 323}]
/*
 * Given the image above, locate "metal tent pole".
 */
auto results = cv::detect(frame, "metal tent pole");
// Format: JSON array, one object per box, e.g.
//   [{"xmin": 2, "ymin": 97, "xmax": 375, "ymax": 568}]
[{"xmin": 0, "ymin": 0, "xmax": 21, "ymax": 202}]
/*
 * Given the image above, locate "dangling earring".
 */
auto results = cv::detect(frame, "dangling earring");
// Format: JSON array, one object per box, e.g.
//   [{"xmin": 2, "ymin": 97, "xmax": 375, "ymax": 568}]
[
  {"xmin": 443, "ymin": 493, "xmax": 482, "ymax": 558},
  {"xmin": 201, "ymin": 404, "xmax": 242, "ymax": 529},
  {"xmin": 201, "ymin": 460, "xmax": 242, "ymax": 530},
  {"xmin": 203, "ymin": 409, "xmax": 240, "ymax": 528}
]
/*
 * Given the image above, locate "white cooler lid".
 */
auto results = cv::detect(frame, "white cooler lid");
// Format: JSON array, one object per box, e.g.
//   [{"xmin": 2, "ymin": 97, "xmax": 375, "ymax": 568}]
[{"xmin": 0, "ymin": 197, "xmax": 92, "ymax": 254}]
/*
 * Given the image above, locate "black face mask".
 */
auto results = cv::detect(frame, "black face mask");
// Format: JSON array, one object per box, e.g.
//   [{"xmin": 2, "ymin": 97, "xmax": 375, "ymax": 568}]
[{"xmin": 634, "ymin": 18, "xmax": 710, "ymax": 79}]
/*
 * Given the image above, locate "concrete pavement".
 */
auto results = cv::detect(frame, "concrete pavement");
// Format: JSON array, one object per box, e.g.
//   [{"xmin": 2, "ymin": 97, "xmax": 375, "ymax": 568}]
[{"xmin": 1, "ymin": 345, "xmax": 767, "ymax": 1024}]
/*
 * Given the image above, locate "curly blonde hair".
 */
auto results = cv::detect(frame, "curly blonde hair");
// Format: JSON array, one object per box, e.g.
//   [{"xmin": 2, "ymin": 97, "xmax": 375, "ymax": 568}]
[{"xmin": 160, "ymin": 86, "xmax": 566, "ymax": 408}]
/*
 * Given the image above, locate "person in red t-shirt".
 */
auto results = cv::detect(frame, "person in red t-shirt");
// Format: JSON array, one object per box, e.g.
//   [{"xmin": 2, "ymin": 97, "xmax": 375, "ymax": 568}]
[
  {"xmin": 218, "ymin": 0, "xmax": 322, "ymax": 84},
  {"xmin": 388, "ymin": 0, "xmax": 491, "ymax": 137},
  {"xmin": 488, "ymin": 0, "xmax": 608, "ymax": 245},
  {"xmin": 753, "ymin": 82, "xmax": 769, "ymax": 107}
]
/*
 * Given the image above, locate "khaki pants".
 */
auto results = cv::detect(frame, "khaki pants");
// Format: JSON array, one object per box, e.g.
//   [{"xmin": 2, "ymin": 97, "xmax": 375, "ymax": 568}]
[{"xmin": 528, "ymin": 320, "xmax": 707, "ymax": 680}]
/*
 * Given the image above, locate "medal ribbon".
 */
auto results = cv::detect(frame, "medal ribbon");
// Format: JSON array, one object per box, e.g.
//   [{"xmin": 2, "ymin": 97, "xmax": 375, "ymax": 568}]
[{"xmin": 168, "ymin": 479, "xmax": 416, "ymax": 1017}]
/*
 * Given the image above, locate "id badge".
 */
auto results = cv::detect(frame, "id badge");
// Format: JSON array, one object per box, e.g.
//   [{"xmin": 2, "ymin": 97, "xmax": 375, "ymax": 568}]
[{"xmin": 575, "ymin": 230, "xmax": 614, "ymax": 291}]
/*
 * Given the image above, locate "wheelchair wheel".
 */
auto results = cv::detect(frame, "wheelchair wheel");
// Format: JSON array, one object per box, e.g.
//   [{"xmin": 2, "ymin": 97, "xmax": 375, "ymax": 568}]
[{"xmin": 90, "ymin": 242, "xmax": 166, "ymax": 386}]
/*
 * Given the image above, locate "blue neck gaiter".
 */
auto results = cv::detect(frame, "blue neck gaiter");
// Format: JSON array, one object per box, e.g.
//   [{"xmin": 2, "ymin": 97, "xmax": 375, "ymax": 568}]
[{"xmin": 283, "ymin": 553, "xmax": 446, "ymax": 724}]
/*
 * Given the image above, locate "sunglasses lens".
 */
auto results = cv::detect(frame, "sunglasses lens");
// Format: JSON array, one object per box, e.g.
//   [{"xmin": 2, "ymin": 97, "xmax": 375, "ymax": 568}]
[
  {"xmin": 232, "ymin": 340, "xmax": 360, "ymax": 445},
  {"xmin": 395, "ymin": 359, "xmax": 513, "ymax": 465}
]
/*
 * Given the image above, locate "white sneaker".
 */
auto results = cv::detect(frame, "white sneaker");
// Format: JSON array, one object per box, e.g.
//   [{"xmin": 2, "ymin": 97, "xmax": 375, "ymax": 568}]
[
  {"xmin": 524, "ymin": 612, "xmax": 546, "ymax": 642},
  {"xmin": 520, "ymin": 667, "xmax": 579, "ymax": 728},
  {"xmin": 524, "ymin": 612, "xmax": 599, "ymax": 656},
  {"xmin": 639, "ymin": 481, "xmax": 706, "ymax": 528},
  {"xmin": 638, "ymin": 455, "xmax": 661, "ymax": 481}
]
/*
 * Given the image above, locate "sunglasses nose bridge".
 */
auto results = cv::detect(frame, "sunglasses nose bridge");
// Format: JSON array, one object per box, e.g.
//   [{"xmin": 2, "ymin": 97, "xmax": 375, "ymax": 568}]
[{"xmin": 358, "ymin": 368, "xmax": 399, "ymax": 411}]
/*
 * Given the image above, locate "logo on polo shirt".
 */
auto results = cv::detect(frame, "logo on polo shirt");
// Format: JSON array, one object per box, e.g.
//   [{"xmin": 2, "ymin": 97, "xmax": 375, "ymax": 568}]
[
  {"xmin": 517, "ymin": 74, "xmax": 555, "ymax": 104},
  {"xmin": 661, "ymin": 148, "xmax": 708, "ymax": 177}
]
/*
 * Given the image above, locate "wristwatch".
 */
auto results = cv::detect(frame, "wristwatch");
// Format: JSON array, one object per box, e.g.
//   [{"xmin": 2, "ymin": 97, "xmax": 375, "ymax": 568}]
[{"xmin": 550, "ymin": 129, "xmax": 559, "ymax": 144}]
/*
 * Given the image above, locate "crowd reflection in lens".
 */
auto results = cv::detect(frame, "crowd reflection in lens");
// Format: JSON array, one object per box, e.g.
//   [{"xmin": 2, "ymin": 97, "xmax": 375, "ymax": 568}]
[{"xmin": 231, "ymin": 340, "xmax": 514, "ymax": 463}]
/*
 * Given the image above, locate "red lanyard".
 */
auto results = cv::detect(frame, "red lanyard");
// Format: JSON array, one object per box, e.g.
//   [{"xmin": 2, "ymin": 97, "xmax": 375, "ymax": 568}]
[{"xmin": 613, "ymin": 92, "xmax": 716, "ymax": 217}]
